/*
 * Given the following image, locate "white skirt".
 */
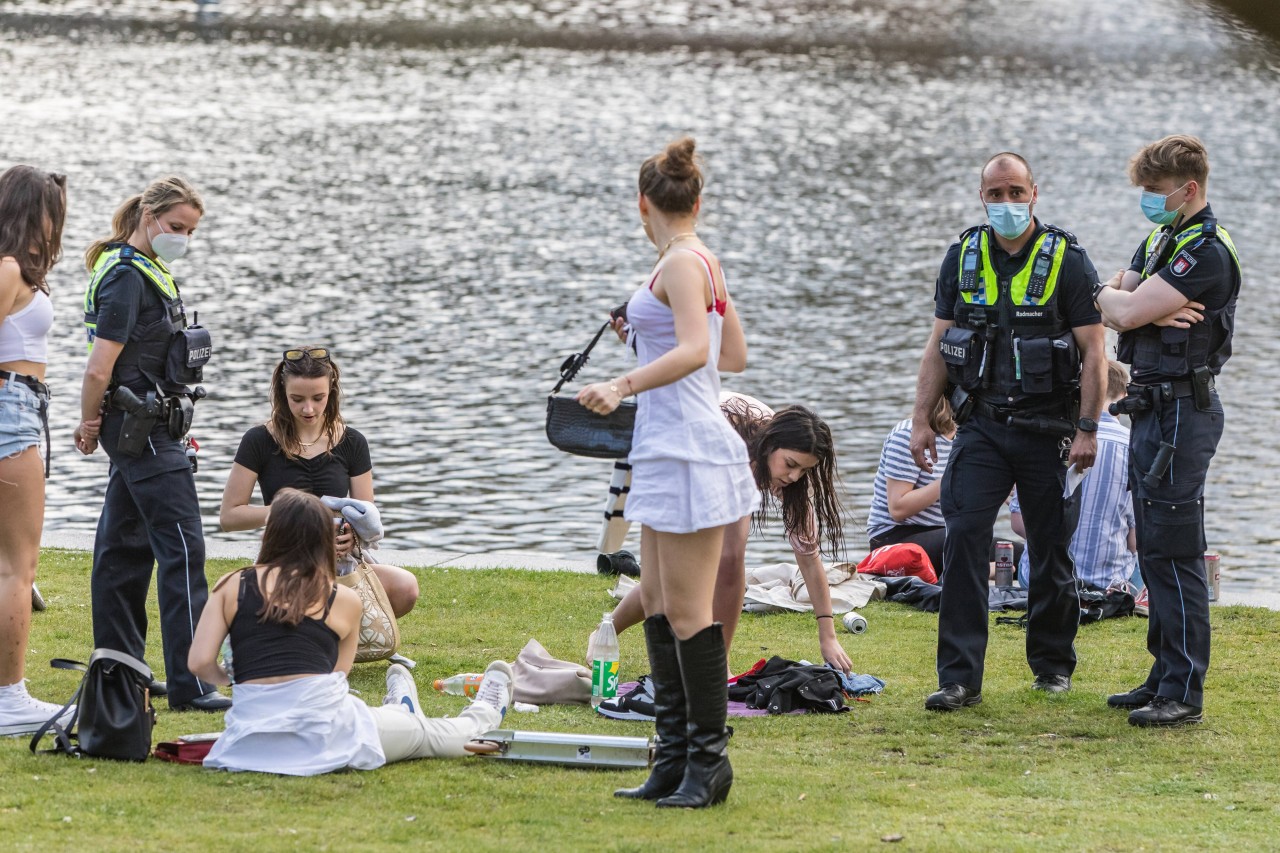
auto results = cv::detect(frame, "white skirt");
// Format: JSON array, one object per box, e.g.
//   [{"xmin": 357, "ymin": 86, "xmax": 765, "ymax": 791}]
[
  {"xmin": 204, "ymin": 672, "xmax": 385, "ymax": 776},
  {"xmin": 625, "ymin": 456, "xmax": 757, "ymax": 534}
]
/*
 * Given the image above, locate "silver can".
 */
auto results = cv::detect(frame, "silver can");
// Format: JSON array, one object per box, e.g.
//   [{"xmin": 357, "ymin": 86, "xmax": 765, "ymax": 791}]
[
  {"xmin": 1205, "ymin": 553, "xmax": 1220, "ymax": 602},
  {"xmin": 842, "ymin": 611, "xmax": 867, "ymax": 634},
  {"xmin": 995, "ymin": 540, "xmax": 1015, "ymax": 588}
]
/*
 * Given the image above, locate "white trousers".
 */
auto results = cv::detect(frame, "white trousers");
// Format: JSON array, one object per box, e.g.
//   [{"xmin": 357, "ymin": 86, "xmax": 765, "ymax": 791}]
[{"xmin": 369, "ymin": 701, "xmax": 502, "ymax": 763}]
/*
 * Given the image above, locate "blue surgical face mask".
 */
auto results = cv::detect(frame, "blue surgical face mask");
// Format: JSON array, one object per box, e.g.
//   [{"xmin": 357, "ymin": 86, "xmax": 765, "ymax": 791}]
[
  {"xmin": 985, "ymin": 202, "xmax": 1032, "ymax": 240},
  {"xmin": 1140, "ymin": 182, "xmax": 1189, "ymax": 226}
]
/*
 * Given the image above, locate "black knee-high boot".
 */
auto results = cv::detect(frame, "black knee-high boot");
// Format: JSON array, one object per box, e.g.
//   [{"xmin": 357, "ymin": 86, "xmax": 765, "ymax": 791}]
[
  {"xmin": 656, "ymin": 622, "xmax": 732, "ymax": 809},
  {"xmin": 614, "ymin": 614, "xmax": 687, "ymax": 800}
]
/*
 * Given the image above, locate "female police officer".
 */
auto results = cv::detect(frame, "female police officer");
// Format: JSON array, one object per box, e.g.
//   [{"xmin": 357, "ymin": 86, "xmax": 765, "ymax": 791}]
[{"xmin": 74, "ymin": 176, "xmax": 228, "ymax": 712}]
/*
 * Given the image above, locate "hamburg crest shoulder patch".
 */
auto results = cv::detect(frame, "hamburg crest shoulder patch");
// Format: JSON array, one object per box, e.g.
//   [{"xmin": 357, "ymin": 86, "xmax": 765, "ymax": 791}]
[{"xmin": 1169, "ymin": 250, "xmax": 1197, "ymax": 277}]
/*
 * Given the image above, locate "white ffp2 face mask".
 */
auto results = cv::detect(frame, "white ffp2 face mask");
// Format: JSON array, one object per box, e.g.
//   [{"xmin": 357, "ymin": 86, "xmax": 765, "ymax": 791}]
[{"xmin": 149, "ymin": 218, "xmax": 189, "ymax": 263}]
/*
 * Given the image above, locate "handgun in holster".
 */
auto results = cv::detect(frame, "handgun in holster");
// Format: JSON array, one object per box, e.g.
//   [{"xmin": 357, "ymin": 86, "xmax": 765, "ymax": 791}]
[{"xmin": 112, "ymin": 386, "xmax": 164, "ymax": 457}]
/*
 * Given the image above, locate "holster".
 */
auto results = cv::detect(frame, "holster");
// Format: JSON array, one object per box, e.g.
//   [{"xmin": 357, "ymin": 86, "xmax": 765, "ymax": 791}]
[
  {"xmin": 117, "ymin": 408, "xmax": 159, "ymax": 457},
  {"xmin": 1191, "ymin": 365, "xmax": 1213, "ymax": 412},
  {"xmin": 167, "ymin": 396, "xmax": 194, "ymax": 440},
  {"xmin": 947, "ymin": 384, "xmax": 974, "ymax": 426}
]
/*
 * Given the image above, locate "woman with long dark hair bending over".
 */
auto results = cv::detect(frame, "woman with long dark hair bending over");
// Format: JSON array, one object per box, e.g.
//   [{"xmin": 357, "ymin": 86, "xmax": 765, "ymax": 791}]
[
  {"xmin": 191, "ymin": 489, "xmax": 512, "ymax": 775},
  {"xmin": 598, "ymin": 393, "xmax": 851, "ymax": 684},
  {"xmin": 578, "ymin": 137, "xmax": 754, "ymax": 808},
  {"xmin": 0, "ymin": 165, "xmax": 70, "ymax": 735}
]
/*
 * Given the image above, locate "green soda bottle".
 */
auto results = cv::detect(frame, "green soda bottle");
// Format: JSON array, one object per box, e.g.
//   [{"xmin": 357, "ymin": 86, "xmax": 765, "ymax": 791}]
[{"xmin": 590, "ymin": 612, "xmax": 620, "ymax": 707}]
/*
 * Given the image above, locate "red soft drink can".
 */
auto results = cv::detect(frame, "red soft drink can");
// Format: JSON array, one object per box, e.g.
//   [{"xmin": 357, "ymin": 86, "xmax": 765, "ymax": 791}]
[
  {"xmin": 1205, "ymin": 553, "xmax": 1220, "ymax": 601},
  {"xmin": 995, "ymin": 540, "xmax": 1015, "ymax": 588}
]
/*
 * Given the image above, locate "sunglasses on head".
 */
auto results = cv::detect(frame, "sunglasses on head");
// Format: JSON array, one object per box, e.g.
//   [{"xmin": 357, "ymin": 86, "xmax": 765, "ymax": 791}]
[{"xmin": 283, "ymin": 347, "xmax": 330, "ymax": 362}]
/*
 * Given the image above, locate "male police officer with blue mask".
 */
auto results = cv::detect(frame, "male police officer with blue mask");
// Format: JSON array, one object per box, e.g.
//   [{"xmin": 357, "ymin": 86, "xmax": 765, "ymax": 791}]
[
  {"xmin": 74, "ymin": 177, "xmax": 227, "ymax": 712},
  {"xmin": 910, "ymin": 153, "xmax": 1107, "ymax": 712},
  {"xmin": 1094, "ymin": 135, "xmax": 1241, "ymax": 727}
]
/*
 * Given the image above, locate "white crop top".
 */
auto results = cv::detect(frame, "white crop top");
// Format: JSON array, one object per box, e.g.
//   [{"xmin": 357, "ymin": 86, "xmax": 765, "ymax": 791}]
[{"xmin": 0, "ymin": 290, "xmax": 53, "ymax": 364}]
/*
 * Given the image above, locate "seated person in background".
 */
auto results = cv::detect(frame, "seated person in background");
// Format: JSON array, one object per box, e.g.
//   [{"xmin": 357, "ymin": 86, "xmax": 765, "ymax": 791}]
[
  {"xmin": 190, "ymin": 489, "xmax": 513, "ymax": 776},
  {"xmin": 865, "ymin": 398, "xmax": 955, "ymax": 575},
  {"xmin": 1010, "ymin": 360, "xmax": 1138, "ymax": 591},
  {"xmin": 598, "ymin": 392, "xmax": 853, "ymax": 679},
  {"xmin": 219, "ymin": 346, "xmax": 418, "ymax": 617}
]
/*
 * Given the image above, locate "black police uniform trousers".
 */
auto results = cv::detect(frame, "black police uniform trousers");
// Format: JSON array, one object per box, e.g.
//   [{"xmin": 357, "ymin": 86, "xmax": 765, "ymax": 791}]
[
  {"xmin": 91, "ymin": 409, "xmax": 211, "ymax": 708},
  {"xmin": 937, "ymin": 412, "xmax": 1081, "ymax": 690},
  {"xmin": 1129, "ymin": 391, "xmax": 1223, "ymax": 708}
]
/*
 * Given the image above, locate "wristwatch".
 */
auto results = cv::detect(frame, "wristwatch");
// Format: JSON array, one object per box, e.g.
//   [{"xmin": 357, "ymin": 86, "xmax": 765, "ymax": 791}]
[
  {"xmin": 1091, "ymin": 281, "xmax": 1108, "ymax": 303},
  {"xmin": 1076, "ymin": 417, "xmax": 1099, "ymax": 433}
]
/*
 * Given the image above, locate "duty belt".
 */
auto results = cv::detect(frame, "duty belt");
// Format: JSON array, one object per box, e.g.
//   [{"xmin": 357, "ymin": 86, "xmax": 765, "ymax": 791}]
[
  {"xmin": 0, "ymin": 370, "xmax": 51, "ymax": 478},
  {"xmin": 1127, "ymin": 375, "xmax": 1214, "ymax": 402},
  {"xmin": 971, "ymin": 397, "xmax": 1069, "ymax": 423}
]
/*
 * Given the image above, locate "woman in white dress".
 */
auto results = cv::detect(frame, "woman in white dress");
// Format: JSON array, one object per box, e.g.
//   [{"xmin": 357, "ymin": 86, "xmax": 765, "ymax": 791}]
[
  {"xmin": 578, "ymin": 137, "xmax": 753, "ymax": 809},
  {"xmin": 189, "ymin": 489, "xmax": 513, "ymax": 776}
]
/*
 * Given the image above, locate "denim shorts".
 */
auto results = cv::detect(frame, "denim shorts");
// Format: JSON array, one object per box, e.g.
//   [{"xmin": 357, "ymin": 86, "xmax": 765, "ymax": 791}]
[{"xmin": 0, "ymin": 379, "xmax": 46, "ymax": 460}]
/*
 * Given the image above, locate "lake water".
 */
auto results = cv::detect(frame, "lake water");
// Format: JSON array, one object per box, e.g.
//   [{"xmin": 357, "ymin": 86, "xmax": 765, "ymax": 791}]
[{"xmin": 3, "ymin": 0, "xmax": 1277, "ymax": 590}]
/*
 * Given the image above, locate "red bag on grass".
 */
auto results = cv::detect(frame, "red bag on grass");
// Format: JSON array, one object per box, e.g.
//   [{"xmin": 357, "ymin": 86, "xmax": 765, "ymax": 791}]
[
  {"xmin": 153, "ymin": 733, "xmax": 219, "ymax": 765},
  {"xmin": 855, "ymin": 543, "xmax": 938, "ymax": 585}
]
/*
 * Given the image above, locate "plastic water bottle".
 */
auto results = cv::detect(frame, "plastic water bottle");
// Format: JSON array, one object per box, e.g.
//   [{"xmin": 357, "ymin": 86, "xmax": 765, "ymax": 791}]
[
  {"xmin": 591, "ymin": 612, "xmax": 620, "ymax": 707},
  {"xmin": 433, "ymin": 673, "xmax": 484, "ymax": 697},
  {"xmin": 220, "ymin": 637, "xmax": 234, "ymax": 682}
]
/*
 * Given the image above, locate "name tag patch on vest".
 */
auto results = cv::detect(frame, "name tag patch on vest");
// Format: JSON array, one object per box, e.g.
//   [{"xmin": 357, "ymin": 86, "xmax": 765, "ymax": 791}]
[{"xmin": 1170, "ymin": 251, "xmax": 1197, "ymax": 277}]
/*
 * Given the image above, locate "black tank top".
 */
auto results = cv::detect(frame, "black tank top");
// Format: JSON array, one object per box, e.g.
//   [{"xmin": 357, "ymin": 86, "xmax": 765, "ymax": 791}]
[{"xmin": 229, "ymin": 569, "xmax": 340, "ymax": 682}]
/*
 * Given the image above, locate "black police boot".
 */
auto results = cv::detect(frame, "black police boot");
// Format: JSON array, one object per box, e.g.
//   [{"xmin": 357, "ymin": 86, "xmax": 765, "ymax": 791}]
[
  {"xmin": 656, "ymin": 623, "xmax": 732, "ymax": 809},
  {"xmin": 615, "ymin": 615, "xmax": 686, "ymax": 800}
]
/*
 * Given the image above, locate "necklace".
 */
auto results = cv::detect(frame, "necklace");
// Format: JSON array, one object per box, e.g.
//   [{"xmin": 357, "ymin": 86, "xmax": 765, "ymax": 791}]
[
  {"xmin": 657, "ymin": 231, "xmax": 698, "ymax": 259},
  {"xmin": 298, "ymin": 434, "xmax": 323, "ymax": 449}
]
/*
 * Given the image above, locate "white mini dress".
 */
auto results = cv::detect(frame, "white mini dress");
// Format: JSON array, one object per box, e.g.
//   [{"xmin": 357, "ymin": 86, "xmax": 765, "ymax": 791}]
[{"xmin": 623, "ymin": 250, "xmax": 756, "ymax": 534}]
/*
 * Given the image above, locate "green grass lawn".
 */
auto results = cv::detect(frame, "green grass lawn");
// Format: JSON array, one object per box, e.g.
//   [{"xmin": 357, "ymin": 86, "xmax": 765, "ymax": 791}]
[{"xmin": 6, "ymin": 549, "xmax": 1279, "ymax": 851}]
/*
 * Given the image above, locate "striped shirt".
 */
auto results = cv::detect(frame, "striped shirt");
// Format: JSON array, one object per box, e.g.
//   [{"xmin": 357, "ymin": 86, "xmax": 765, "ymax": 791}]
[
  {"xmin": 867, "ymin": 418, "xmax": 951, "ymax": 539},
  {"xmin": 1011, "ymin": 411, "xmax": 1137, "ymax": 590}
]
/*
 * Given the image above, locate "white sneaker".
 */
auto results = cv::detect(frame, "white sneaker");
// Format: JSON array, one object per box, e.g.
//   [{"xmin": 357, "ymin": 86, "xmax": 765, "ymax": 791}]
[
  {"xmin": 383, "ymin": 663, "xmax": 425, "ymax": 722},
  {"xmin": 0, "ymin": 682, "xmax": 74, "ymax": 737},
  {"xmin": 472, "ymin": 660, "xmax": 514, "ymax": 723}
]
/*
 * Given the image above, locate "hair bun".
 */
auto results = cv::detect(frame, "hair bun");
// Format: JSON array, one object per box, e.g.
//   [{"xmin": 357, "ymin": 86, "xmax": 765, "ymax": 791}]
[{"xmin": 657, "ymin": 136, "xmax": 698, "ymax": 181}]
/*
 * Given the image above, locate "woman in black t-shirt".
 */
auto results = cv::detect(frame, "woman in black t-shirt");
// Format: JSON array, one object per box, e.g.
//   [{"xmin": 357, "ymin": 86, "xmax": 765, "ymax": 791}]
[{"xmin": 219, "ymin": 347, "xmax": 419, "ymax": 617}]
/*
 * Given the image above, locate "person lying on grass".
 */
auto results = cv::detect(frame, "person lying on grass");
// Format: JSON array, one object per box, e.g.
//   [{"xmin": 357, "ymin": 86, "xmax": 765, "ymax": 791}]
[{"xmin": 189, "ymin": 488, "xmax": 513, "ymax": 776}]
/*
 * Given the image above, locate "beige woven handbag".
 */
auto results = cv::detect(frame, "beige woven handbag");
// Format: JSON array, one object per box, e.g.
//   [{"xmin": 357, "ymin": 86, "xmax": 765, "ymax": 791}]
[{"xmin": 336, "ymin": 551, "xmax": 400, "ymax": 662}]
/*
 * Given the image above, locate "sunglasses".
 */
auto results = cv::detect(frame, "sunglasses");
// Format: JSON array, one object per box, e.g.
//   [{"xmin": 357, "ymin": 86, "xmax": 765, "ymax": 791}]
[{"xmin": 282, "ymin": 347, "xmax": 330, "ymax": 362}]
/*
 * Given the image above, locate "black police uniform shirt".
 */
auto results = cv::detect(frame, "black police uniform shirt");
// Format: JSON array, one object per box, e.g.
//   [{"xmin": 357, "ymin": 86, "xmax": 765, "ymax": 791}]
[
  {"xmin": 1126, "ymin": 203, "xmax": 1236, "ymax": 379},
  {"xmin": 233, "ymin": 425, "xmax": 372, "ymax": 505},
  {"xmin": 92, "ymin": 263, "xmax": 172, "ymax": 397},
  {"xmin": 933, "ymin": 220, "xmax": 1102, "ymax": 330}
]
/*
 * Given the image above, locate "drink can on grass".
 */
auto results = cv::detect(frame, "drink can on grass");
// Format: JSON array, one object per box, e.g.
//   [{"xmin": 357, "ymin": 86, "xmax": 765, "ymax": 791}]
[
  {"xmin": 995, "ymin": 540, "xmax": 1015, "ymax": 588},
  {"xmin": 1205, "ymin": 553, "xmax": 1221, "ymax": 601}
]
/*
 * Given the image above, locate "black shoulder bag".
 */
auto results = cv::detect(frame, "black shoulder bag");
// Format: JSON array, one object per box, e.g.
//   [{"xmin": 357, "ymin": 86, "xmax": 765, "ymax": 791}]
[
  {"xmin": 29, "ymin": 649, "xmax": 156, "ymax": 762},
  {"xmin": 545, "ymin": 321, "xmax": 636, "ymax": 459}
]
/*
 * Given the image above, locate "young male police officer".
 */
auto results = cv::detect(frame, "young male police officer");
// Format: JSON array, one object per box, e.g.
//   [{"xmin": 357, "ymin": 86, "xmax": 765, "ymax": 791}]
[
  {"xmin": 1093, "ymin": 135, "xmax": 1240, "ymax": 727},
  {"xmin": 73, "ymin": 181, "xmax": 228, "ymax": 712},
  {"xmin": 910, "ymin": 153, "xmax": 1107, "ymax": 711}
]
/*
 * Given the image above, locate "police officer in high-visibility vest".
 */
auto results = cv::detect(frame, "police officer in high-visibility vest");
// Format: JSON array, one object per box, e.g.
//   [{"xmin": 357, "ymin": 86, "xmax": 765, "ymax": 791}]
[
  {"xmin": 910, "ymin": 153, "xmax": 1107, "ymax": 712},
  {"xmin": 74, "ymin": 176, "xmax": 228, "ymax": 712},
  {"xmin": 1094, "ymin": 135, "xmax": 1241, "ymax": 727}
]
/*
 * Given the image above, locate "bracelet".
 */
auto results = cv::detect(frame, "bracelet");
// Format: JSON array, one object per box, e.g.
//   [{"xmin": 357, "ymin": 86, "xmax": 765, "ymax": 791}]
[
  {"xmin": 622, "ymin": 375, "xmax": 635, "ymax": 396},
  {"xmin": 609, "ymin": 382, "xmax": 620, "ymax": 398},
  {"xmin": 815, "ymin": 614, "xmax": 833, "ymax": 620}
]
